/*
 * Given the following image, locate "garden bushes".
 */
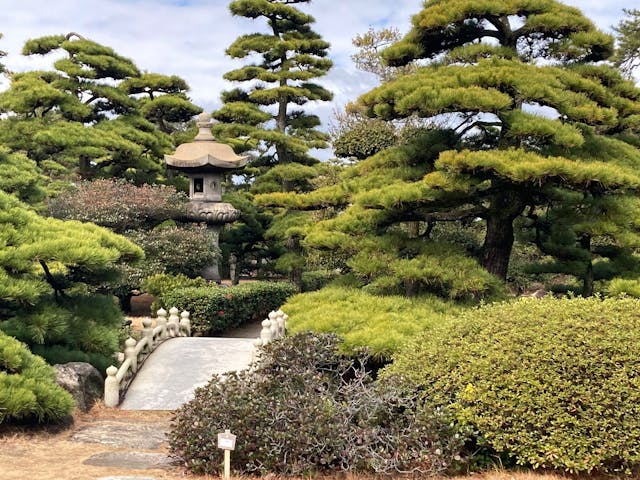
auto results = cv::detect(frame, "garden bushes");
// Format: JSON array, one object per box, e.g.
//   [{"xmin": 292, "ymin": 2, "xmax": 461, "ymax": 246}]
[
  {"xmin": 161, "ymin": 281, "xmax": 297, "ymax": 335},
  {"xmin": 283, "ymin": 286, "xmax": 459, "ymax": 359},
  {"xmin": 0, "ymin": 331, "xmax": 74, "ymax": 424},
  {"xmin": 385, "ymin": 296, "xmax": 640, "ymax": 474},
  {"xmin": 169, "ymin": 332, "xmax": 465, "ymax": 476}
]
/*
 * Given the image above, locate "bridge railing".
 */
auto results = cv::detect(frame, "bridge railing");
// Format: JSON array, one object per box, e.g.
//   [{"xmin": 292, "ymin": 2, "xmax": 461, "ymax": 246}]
[
  {"xmin": 104, "ymin": 307, "xmax": 191, "ymax": 407},
  {"xmin": 251, "ymin": 309, "xmax": 288, "ymax": 363}
]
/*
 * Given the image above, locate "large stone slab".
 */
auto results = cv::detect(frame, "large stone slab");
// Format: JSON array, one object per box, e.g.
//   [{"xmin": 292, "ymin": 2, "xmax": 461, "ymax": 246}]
[
  {"xmin": 120, "ymin": 337, "xmax": 254, "ymax": 410},
  {"xmin": 83, "ymin": 452, "xmax": 172, "ymax": 470},
  {"xmin": 71, "ymin": 421, "xmax": 169, "ymax": 449}
]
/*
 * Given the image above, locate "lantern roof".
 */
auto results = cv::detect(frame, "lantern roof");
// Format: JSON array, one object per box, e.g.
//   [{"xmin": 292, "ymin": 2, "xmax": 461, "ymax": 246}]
[{"xmin": 165, "ymin": 113, "xmax": 249, "ymax": 171}]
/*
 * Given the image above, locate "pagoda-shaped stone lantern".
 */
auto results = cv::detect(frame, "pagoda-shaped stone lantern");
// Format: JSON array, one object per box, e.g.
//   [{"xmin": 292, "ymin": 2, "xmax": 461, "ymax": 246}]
[{"xmin": 165, "ymin": 113, "xmax": 248, "ymax": 282}]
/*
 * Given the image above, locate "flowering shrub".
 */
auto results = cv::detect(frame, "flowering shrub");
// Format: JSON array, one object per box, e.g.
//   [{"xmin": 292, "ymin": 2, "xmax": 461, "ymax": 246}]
[
  {"xmin": 47, "ymin": 179, "xmax": 188, "ymax": 232},
  {"xmin": 161, "ymin": 281, "xmax": 297, "ymax": 334},
  {"xmin": 169, "ymin": 333, "xmax": 466, "ymax": 476}
]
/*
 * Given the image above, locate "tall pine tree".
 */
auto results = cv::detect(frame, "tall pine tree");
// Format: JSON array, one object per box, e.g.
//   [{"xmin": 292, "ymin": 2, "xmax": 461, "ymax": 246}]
[
  {"xmin": 212, "ymin": 0, "xmax": 333, "ymax": 191},
  {"xmin": 213, "ymin": 0, "xmax": 333, "ymax": 286}
]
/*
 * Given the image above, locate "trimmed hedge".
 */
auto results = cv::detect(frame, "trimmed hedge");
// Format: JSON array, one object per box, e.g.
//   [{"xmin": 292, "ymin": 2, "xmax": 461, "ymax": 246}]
[
  {"xmin": 0, "ymin": 331, "xmax": 74, "ymax": 424},
  {"xmin": 283, "ymin": 286, "xmax": 459, "ymax": 359},
  {"xmin": 385, "ymin": 296, "xmax": 640, "ymax": 473},
  {"xmin": 169, "ymin": 333, "xmax": 466, "ymax": 476},
  {"xmin": 161, "ymin": 281, "xmax": 297, "ymax": 335}
]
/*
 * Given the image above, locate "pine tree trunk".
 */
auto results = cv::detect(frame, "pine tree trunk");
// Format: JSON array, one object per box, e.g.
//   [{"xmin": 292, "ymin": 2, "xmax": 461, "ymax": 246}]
[
  {"xmin": 481, "ymin": 213, "xmax": 515, "ymax": 280},
  {"xmin": 580, "ymin": 235, "xmax": 594, "ymax": 297}
]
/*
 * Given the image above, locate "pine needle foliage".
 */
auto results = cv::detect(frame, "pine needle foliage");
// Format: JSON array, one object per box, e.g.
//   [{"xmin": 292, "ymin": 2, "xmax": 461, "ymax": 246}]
[
  {"xmin": 0, "ymin": 191, "xmax": 142, "ymax": 369},
  {"xmin": 0, "ymin": 330, "xmax": 74, "ymax": 424},
  {"xmin": 0, "ymin": 33, "xmax": 200, "ymax": 184},
  {"xmin": 260, "ymin": 0, "xmax": 640, "ymax": 295},
  {"xmin": 283, "ymin": 286, "xmax": 461, "ymax": 359}
]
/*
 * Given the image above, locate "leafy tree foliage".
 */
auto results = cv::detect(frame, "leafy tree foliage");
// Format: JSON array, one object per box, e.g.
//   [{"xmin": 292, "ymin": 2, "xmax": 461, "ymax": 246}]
[
  {"xmin": 0, "ymin": 190, "xmax": 143, "ymax": 369},
  {"xmin": 614, "ymin": 9, "xmax": 640, "ymax": 77},
  {"xmin": 261, "ymin": 0, "xmax": 640, "ymax": 297},
  {"xmin": 0, "ymin": 33, "xmax": 200, "ymax": 184},
  {"xmin": 48, "ymin": 179, "xmax": 188, "ymax": 231}
]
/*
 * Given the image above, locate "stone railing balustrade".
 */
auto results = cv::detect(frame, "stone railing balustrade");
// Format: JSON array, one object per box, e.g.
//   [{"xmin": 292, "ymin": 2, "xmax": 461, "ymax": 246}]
[
  {"xmin": 252, "ymin": 309, "xmax": 288, "ymax": 363},
  {"xmin": 104, "ymin": 307, "xmax": 190, "ymax": 407}
]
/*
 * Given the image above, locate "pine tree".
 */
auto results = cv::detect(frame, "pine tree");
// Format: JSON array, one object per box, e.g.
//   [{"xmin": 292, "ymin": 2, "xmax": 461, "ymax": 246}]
[
  {"xmin": 212, "ymin": 0, "xmax": 332, "ymax": 187},
  {"xmin": 0, "ymin": 190, "xmax": 143, "ymax": 369},
  {"xmin": 259, "ymin": 0, "xmax": 640, "ymax": 298},
  {"xmin": 0, "ymin": 33, "xmax": 200, "ymax": 184},
  {"xmin": 212, "ymin": 0, "xmax": 333, "ymax": 286}
]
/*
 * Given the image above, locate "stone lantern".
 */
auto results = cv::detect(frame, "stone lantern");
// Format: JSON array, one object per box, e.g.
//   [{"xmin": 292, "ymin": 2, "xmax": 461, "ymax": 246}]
[{"xmin": 165, "ymin": 113, "xmax": 248, "ymax": 282}]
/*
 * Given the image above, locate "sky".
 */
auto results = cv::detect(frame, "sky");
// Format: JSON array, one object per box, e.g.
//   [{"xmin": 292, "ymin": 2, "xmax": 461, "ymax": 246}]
[{"xmin": 0, "ymin": 0, "xmax": 633, "ymax": 155}]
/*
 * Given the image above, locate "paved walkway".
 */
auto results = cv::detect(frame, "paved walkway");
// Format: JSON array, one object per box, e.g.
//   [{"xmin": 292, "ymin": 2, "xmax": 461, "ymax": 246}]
[{"xmin": 120, "ymin": 337, "xmax": 255, "ymax": 410}]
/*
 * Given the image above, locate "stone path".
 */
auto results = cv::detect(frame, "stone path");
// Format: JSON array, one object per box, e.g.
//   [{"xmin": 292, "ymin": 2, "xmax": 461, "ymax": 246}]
[
  {"xmin": 120, "ymin": 337, "xmax": 255, "ymax": 410},
  {"xmin": 72, "ymin": 420, "xmax": 172, "ymax": 479}
]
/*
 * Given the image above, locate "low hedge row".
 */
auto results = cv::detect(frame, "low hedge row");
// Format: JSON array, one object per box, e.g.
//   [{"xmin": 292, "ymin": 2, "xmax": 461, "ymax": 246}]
[{"xmin": 161, "ymin": 281, "xmax": 297, "ymax": 335}]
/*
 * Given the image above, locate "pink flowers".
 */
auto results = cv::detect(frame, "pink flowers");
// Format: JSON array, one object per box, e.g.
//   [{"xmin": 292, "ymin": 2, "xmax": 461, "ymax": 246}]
[
  {"xmin": 218, "ymin": 310, "xmax": 224, "ymax": 316},
  {"xmin": 226, "ymin": 293, "xmax": 232, "ymax": 300}
]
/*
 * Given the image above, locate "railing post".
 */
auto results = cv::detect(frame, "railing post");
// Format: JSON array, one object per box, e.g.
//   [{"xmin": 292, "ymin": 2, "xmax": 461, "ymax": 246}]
[
  {"xmin": 142, "ymin": 317, "xmax": 154, "ymax": 351},
  {"xmin": 168, "ymin": 307, "xmax": 180, "ymax": 337},
  {"xmin": 157, "ymin": 307, "xmax": 168, "ymax": 339},
  {"xmin": 268, "ymin": 311, "xmax": 279, "ymax": 339},
  {"xmin": 124, "ymin": 337, "xmax": 137, "ymax": 373},
  {"xmin": 252, "ymin": 338, "xmax": 263, "ymax": 365},
  {"xmin": 277, "ymin": 310, "xmax": 287, "ymax": 338},
  {"xmin": 260, "ymin": 319, "xmax": 273, "ymax": 345},
  {"xmin": 104, "ymin": 365, "xmax": 120, "ymax": 407},
  {"xmin": 180, "ymin": 310, "xmax": 191, "ymax": 337}
]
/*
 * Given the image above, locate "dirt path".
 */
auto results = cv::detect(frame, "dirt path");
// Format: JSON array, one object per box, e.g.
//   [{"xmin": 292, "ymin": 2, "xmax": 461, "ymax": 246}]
[{"xmin": 0, "ymin": 407, "xmax": 217, "ymax": 480}]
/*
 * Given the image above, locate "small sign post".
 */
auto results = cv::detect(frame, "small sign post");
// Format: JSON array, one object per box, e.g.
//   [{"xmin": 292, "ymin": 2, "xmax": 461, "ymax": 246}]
[{"xmin": 217, "ymin": 429, "xmax": 236, "ymax": 480}]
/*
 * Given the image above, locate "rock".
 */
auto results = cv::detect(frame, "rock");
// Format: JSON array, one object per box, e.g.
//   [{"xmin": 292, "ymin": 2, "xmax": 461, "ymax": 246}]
[
  {"xmin": 54, "ymin": 362, "xmax": 103, "ymax": 412},
  {"xmin": 83, "ymin": 452, "xmax": 172, "ymax": 469}
]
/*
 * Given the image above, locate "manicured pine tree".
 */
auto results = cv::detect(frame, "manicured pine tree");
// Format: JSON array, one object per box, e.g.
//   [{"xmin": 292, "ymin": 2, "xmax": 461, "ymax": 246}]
[
  {"xmin": 259, "ymin": 0, "xmax": 640, "ymax": 298},
  {"xmin": 212, "ymin": 0, "xmax": 333, "ymax": 189},
  {"xmin": 0, "ymin": 33, "xmax": 199, "ymax": 184},
  {"xmin": 212, "ymin": 0, "xmax": 333, "ymax": 287},
  {"xmin": 0, "ymin": 190, "xmax": 143, "ymax": 370}
]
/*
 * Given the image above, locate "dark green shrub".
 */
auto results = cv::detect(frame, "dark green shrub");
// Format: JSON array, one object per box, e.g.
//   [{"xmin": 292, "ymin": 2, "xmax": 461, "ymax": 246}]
[
  {"xmin": 169, "ymin": 333, "xmax": 465, "ymax": 476},
  {"xmin": 161, "ymin": 281, "xmax": 297, "ymax": 335},
  {"xmin": 301, "ymin": 270, "xmax": 338, "ymax": 292},
  {"xmin": 142, "ymin": 273, "xmax": 208, "ymax": 312},
  {"xmin": 385, "ymin": 296, "xmax": 640, "ymax": 474},
  {"xmin": 0, "ymin": 331, "xmax": 74, "ymax": 424}
]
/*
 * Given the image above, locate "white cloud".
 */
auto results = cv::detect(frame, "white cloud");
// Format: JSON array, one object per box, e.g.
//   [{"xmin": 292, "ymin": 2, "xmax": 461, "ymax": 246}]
[{"xmin": 0, "ymin": 0, "xmax": 633, "ymax": 159}]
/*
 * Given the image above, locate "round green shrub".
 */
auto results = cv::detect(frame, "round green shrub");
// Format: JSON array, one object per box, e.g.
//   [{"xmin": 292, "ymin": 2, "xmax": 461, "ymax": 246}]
[
  {"xmin": 385, "ymin": 296, "xmax": 640, "ymax": 473},
  {"xmin": 0, "ymin": 331, "xmax": 74, "ymax": 424},
  {"xmin": 169, "ymin": 333, "xmax": 465, "ymax": 476}
]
